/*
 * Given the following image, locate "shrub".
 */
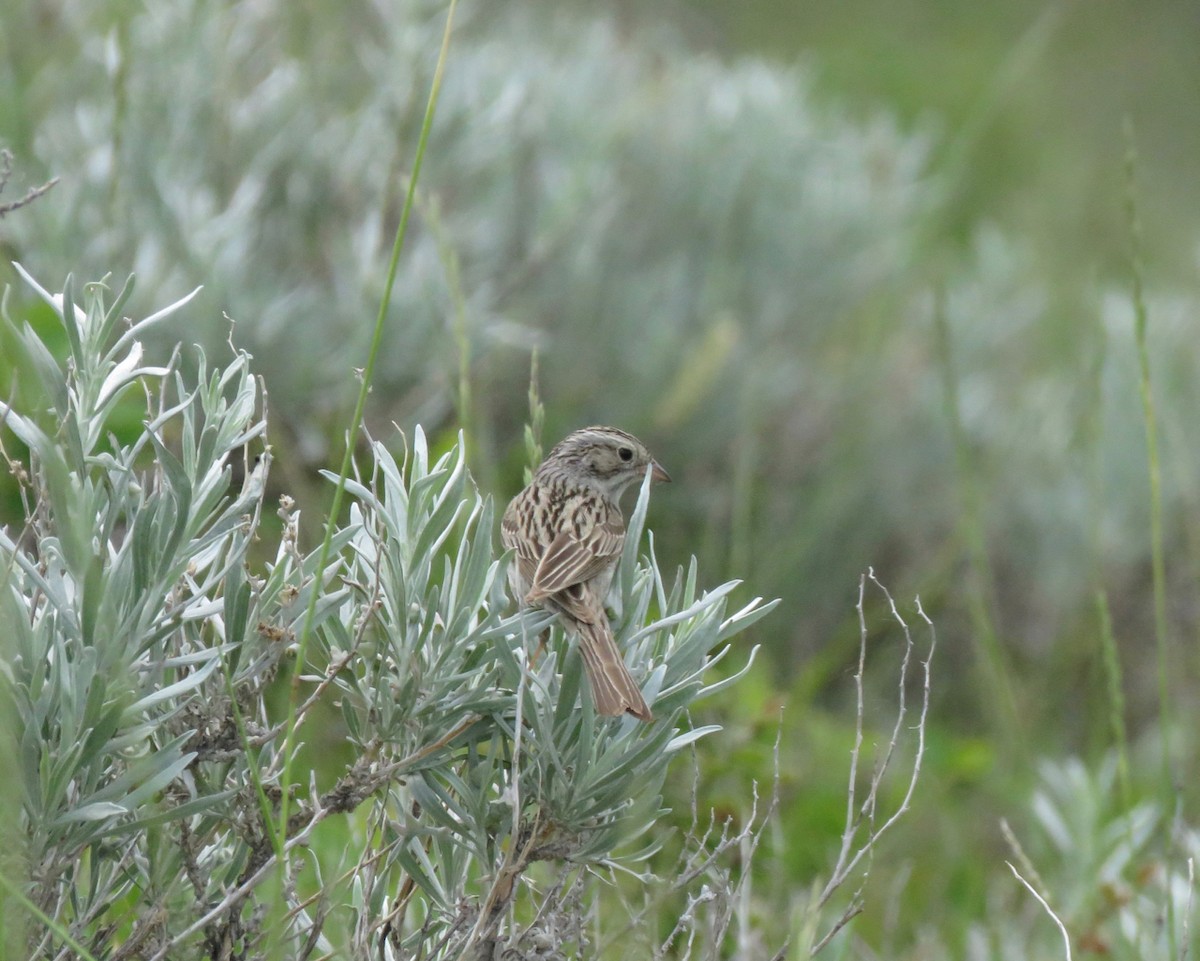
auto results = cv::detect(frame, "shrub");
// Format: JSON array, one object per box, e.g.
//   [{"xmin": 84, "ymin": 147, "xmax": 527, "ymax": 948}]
[{"xmin": 0, "ymin": 268, "xmax": 779, "ymax": 959}]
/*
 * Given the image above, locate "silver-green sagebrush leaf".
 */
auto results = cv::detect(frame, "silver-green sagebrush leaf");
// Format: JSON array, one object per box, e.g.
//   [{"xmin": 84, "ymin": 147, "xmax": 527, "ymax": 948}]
[{"xmin": 4, "ymin": 255, "xmax": 773, "ymax": 956}]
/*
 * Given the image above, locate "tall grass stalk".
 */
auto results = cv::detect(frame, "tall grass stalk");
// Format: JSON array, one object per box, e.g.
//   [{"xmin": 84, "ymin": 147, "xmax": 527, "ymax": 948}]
[
  {"xmin": 0, "ymin": 874, "xmax": 98, "ymax": 961},
  {"xmin": 1124, "ymin": 117, "xmax": 1177, "ymax": 961},
  {"xmin": 278, "ymin": 0, "xmax": 459, "ymax": 858},
  {"xmin": 1092, "ymin": 589, "xmax": 1153, "ymax": 952},
  {"xmin": 932, "ymin": 288, "xmax": 1022, "ymax": 753},
  {"xmin": 1094, "ymin": 590, "xmax": 1131, "ymax": 810},
  {"xmin": 937, "ymin": 2, "xmax": 1069, "ymax": 192},
  {"xmin": 444, "ymin": 210, "xmax": 472, "ymax": 466},
  {"xmin": 1122, "ymin": 122, "xmax": 1173, "ymax": 790},
  {"xmin": 522, "ymin": 348, "xmax": 544, "ymax": 485},
  {"xmin": 419, "ymin": 189, "xmax": 474, "ymax": 467}
]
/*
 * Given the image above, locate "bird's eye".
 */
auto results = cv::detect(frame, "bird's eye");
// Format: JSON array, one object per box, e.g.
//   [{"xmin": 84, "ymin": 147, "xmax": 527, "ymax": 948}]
[{"xmin": 618, "ymin": 447, "xmax": 634, "ymax": 462}]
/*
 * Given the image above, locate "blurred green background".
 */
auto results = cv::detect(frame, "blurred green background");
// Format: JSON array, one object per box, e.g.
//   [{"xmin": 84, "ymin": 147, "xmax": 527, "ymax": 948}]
[{"xmin": 3, "ymin": 0, "xmax": 1200, "ymax": 954}]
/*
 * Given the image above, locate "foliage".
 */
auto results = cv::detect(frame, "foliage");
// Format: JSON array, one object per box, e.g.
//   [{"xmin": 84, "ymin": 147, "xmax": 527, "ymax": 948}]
[
  {"xmin": 0, "ymin": 0, "xmax": 937, "ymax": 657},
  {"xmin": 6, "ymin": 1, "xmax": 1200, "ymax": 957},
  {"xmin": 0, "ymin": 269, "xmax": 788, "ymax": 958},
  {"xmin": 8, "ymin": 1, "xmax": 1200, "ymax": 733},
  {"xmin": 923, "ymin": 756, "xmax": 1200, "ymax": 961}
]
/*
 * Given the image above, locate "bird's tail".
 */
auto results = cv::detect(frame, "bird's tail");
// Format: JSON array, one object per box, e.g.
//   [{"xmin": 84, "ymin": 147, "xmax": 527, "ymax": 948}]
[{"xmin": 575, "ymin": 618, "xmax": 653, "ymax": 722}]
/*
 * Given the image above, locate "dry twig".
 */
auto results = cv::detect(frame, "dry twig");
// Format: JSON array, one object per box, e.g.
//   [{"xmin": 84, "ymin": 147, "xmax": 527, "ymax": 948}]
[
  {"xmin": 0, "ymin": 149, "xmax": 59, "ymax": 216},
  {"xmin": 811, "ymin": 569, "xmax": 935, "ymax": 956},
  {"xmin": 1008, "ymin": 861, "xmax": 1072, "ymax": 961}
]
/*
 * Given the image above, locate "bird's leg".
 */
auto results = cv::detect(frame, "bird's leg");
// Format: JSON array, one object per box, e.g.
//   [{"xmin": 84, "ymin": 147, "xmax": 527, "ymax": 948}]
[{"xmin": 528, "ymin": 629, "xmax": 551, "ymax": 668}]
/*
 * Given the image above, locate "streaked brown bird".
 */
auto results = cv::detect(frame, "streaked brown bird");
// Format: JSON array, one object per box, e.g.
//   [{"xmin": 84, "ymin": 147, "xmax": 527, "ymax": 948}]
[{"xmin": 501, "ymin": 426, "xmax": 670, "ymax": 721}]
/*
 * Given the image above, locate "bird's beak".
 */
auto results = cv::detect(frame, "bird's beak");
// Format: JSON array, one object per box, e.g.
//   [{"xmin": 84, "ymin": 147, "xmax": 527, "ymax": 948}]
[{"xmin": 649, "ymin": 460, "xmax": 671, "ymax": 484}]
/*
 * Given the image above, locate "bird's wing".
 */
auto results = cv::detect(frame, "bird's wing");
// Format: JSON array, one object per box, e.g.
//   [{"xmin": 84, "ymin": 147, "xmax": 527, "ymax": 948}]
[
  {"xmin": 500, "ymin": 508, "xmax": 542, "ymax": 595},
  {"xmin": 525, "ymin": 516, "xmax": 625, "ymax": 606}
]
